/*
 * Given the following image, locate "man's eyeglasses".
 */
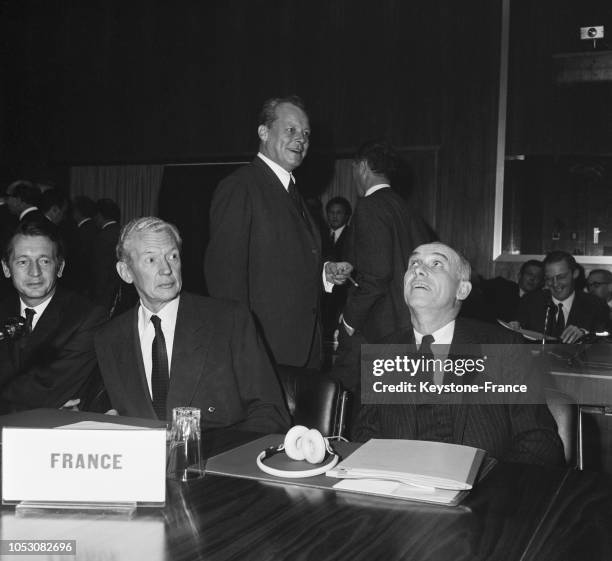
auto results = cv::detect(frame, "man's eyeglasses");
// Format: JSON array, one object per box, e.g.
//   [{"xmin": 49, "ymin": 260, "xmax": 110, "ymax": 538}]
[{"xmin": 587, "ymin": 281, "xmax": 612, "ymax": 289}]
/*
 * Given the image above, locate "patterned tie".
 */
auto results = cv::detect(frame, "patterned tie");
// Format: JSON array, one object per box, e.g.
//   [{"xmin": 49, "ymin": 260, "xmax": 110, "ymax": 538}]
[
  {"xmin": 24, "ymin": 308, "xmax": 36, "ymax": 335},
  {"xmin": 150, "ymin": 315, "xmax": 169, "ymax": 420},
  {"xmin": 553, "ymin": 303, "xmax": 565, "ymax": 337}
]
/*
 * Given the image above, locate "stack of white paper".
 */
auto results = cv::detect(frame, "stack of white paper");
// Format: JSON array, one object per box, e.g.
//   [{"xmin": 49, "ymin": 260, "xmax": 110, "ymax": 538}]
[{"xmin": 326, "ymin": 439, "xmax": 486, "ymax": 504}]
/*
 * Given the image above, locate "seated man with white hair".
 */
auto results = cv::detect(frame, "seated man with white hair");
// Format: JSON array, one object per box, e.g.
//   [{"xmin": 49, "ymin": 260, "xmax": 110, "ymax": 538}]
[
  {"xmin": 354, "ymin": 242, "xmax": 564, "ymax": 467},
  {"xmin": 94, "ymin": 216, "xmax": 290, "ymax": 432}
]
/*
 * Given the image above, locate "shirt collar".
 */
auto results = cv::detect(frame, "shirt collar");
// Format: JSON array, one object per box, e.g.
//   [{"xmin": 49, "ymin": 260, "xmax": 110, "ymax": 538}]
[
  {"xmin": 102, "ymin": 220, "xmax": 117, "ymax": 230},
  {"xmin": 257, "ymin": 152, "xmax": 294, "ymax": 190},
  {"xmin": 365, "ymin": 184, "xmax": 390, "ymax": 197},
  {"xmin": 19, "ymin": 206, "xmax": 38, "ymax": 220},
  {"xmin": 138, "ymin": 295, "xmax": 181, "ymax": 328},
  {"xmin": 414, "ymin": 320, "xmax": 456, "ymax": 346},
  {"xmin": 332, "ymin": 224, "xmax": 346, "ymax": 237},
  {"xmin": 78, "ymin": 217, "xmax": 92, "ymax": 227},
  {"xmin": 552, "ymin": 290, "xmax": 575, "ymax": 310},
  {"xmin": 20, "ymin": 292, "xmax": 55, "ymax": 326}
]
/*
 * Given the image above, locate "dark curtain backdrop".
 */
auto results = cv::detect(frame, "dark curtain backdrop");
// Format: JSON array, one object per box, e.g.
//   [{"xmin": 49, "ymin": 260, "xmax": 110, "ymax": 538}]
[
  {"xmin": 3, "ymin": 0, "xmax": 503, "ymax": 275},
  {"xmin": 158, "ymin": 163, "xmax": 244, "ymax": 295}
]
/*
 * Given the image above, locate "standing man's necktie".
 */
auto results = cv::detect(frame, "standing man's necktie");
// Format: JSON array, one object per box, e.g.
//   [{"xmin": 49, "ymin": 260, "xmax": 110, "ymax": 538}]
[
  {"xmin": 151, "ymin": 315, "xmax": 169, "ymax": 420},
  {"xmin": 24, "ymin": 308, "xmax": 36, "ymax": 335},
  {"xmin": 288, "ymin": 178, "xmax": 312, "ymax": 233},
  {"xmin": 553, "ymin": 303, "xmax": 565, "ymax": 338},
  {"xmin": 330, "ymin": 230, "xmax": 336, "ymax": 245}
]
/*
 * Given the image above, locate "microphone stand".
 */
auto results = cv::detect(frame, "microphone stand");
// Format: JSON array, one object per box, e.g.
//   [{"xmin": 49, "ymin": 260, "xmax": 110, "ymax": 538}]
[{"xmin": 542, "ymin": 303, "xmax": 552, "ymax": 346}]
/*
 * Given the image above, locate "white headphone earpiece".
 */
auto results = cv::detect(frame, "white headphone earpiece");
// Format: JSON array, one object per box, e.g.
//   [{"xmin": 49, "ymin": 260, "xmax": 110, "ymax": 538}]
[
  {"xmin": 283, "ymin": 425, "xmax": 326, "ymax": 463},
  {"xmin": 256, "ymin": 425, "xmax": 339, "ymax": 478}
]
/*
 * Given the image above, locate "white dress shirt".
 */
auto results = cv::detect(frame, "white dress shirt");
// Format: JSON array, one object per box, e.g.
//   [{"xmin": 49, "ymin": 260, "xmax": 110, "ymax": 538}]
[
  {"xmin": 364, "ymin": 183, "xmax": 390, "ymax": 197},
  {"xmin": 257, "ymin": 152, "xmax": 294, "ymax": 190},
  {"xmin": 19, "ymin": 294, "xmax": 54, "ymax": 331},
  {"xmin": 137, "ymin": 296, "xmax": 180, "ymax": 397},
  {"xmin": 552, "ymin": 291, "xmax": 575, "ymax": 324}
]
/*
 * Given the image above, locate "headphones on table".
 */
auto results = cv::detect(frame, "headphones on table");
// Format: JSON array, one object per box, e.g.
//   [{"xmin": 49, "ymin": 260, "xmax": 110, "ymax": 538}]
[{"xmin": 256, "ymin": 425, "xmax": 341, "ymax": 478}]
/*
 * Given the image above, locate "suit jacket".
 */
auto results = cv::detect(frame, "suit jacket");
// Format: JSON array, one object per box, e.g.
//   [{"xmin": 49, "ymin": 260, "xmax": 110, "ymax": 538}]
[
  {"xmin": 0, "ymin": 286, "xmax": 106, "ymax": 414},
  {"xmin": 354, "ymin": 318, "xmax": 564, "ymax": 466},
  {"xmin": 343, "ymin": 187, "xmax": 434, "ymax": 342},
  {"xmin": 482, "ymin": 276, "xmax": 521, "ymax": 322},
  {"xmin": 94, "ymin": 292, "xmax": 290, "ymax": 433},
  {"xmin": 517, "ymin": 289, "xmax": 609, "ymax": 335},
  {"xmin": 0, "ymin": 205, "xmax": 17, "ymax": 302},
  {"xmin": 92, "ymin": 222, "xmax": 121, "ymax": 311},
  {"xmin": 204, "ymin": 157, "xmax": 322, "ymax": 367},
  {"xmin": 73, "ymin": 219, "xmax": 98, "ymax": 297}
]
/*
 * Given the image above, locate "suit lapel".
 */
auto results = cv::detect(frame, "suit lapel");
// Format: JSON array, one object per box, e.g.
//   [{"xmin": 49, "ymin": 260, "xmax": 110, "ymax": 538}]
[
  {"xmin": 166, "ymin": 294, "xmax": 213, "ymax": 412},
  {"xmin": 448, "ymin": 319, "xmax": 485, "ymax": 444},
  {"xmin": 113, "ymin": 307, "xmax": 155, "ymax": 417},
  {"xmin": 252, "ymin": 157, "xmax": 320, "ymax": 248}
]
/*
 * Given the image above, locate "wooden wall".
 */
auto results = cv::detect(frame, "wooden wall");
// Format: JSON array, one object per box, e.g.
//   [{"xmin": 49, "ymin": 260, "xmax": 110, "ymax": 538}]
[{"xmin": 2, "ymin": 0, "xmax": 503, "ymax": 275}]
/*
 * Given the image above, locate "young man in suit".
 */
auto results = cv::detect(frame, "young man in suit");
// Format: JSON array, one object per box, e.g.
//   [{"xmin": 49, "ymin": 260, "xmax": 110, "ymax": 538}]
[
  {"xmin": 517, "ymin": 251, "xmax": 608, "ymax": 343},
  {"xmin": 0, "ymin": 220, "xmax": 106, "ymax": 413},
  {"xmin": 205, "ymin": 96, "xmax": 352, "ymax": 369},
  {"xmin": 322, "ymin": 197, "xmax": 352, "ymax": 341},
  {"xmin": 354, "ymin": 242, "xmax": 564, "ymax": 466},
  {"xmin": 95, "ymin": 217, "xmax": 290, "ymax": 432}
]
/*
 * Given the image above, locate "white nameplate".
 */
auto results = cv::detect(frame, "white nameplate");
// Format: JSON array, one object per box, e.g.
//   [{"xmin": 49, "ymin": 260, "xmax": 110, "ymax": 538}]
[{"xmin": 1, "ymin": 427, "xmax": 167, "ymax": 505}]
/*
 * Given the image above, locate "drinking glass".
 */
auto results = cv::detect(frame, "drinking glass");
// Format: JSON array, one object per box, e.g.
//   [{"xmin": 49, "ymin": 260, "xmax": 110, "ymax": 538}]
[{"xmin": 166, "ymin": 407, "xmax": 205, "ymax": 481}]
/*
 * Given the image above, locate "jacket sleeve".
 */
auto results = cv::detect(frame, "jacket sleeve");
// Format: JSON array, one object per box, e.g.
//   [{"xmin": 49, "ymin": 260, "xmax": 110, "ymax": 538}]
[
  {"xmin": 229, "ymin": 303, "xmax": 291, "ymax": 433},
  {"xmin": 343, "ymin": 201, "xmax": 393, "ymax": 332},
  {"xmin": 0, "ymin": 305, "xmax": 107, "ymax": 411},
  {"xmin": 204, "ymin": 175, "xmax": 252, "ymax": 305}
]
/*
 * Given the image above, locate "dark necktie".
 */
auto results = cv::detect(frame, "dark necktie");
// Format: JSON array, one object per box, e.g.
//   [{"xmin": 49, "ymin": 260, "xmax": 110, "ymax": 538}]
[
  {"xmin": 151, "ymin": 315, "xmax": 169, "ymax": 420},
  {"xmin": 330, "ymin": 230, "xmax": 336, "ymax": 245},
  {"xmin": 288, "ymin": 178, "xmax": 312, "ymax": 233},
  {"xmin": 419, "ymin": 334, "xmax": 435, "ymax": 358},
  {"xmin": 553, "ymin": 303, "xmax": 565, "ymax": 337},
  {"xmin": 24, "ymin": 308, "xmax": 36, "ymax": 335}
]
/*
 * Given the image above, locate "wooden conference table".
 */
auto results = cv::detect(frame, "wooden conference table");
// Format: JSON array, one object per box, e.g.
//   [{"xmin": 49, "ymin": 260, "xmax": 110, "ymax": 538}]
[{"xmin": 1, "ymin": 409, "xmax": 612, "ymax": 561}]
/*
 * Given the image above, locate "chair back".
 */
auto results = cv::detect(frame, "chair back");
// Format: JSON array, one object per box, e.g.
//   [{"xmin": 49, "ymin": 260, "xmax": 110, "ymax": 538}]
[
  {"xmin": 276, "ymin": 366, "xmax": 348, "ymax": 437},
  {"xmin": 545, "ymin": 387, "xmax": 578, "ymax": 466}
]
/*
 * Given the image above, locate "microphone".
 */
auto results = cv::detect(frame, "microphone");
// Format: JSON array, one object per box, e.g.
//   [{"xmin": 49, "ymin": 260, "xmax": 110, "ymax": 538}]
[
  {"xmin": 0, "ymin": 317, "xmax": 26, "ymax": 342},
  {"xmin": 542, "ymin": 290, "xmax": 555, "ymax": 345}
]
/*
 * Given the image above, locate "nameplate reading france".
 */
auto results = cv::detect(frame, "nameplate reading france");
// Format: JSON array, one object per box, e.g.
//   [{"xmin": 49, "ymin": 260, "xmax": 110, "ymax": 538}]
[{"xmin": 1, "ymin": 427, "xmax": 167, "ymax": 505}]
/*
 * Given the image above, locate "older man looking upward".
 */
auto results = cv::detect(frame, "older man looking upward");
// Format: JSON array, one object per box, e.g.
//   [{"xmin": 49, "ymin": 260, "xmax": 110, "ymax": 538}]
[
  {"xmin": 354, "ymin": 242, "xmax": 564, "ymax": 466},
  {"xmin": 95, "ymin": 217, "xmax": 289, "ymax": 432}
]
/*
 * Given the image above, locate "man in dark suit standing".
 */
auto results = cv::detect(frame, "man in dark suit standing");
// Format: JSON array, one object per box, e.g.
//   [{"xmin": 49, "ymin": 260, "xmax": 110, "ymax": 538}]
[
  {"xmin": 354, "ymin": 242, "xmax": 564, "ymax": 466},
  {"xmin": 6, "ymin": 180, "xmax": 45, "ymax": 224},
  {"xmin": 95, "ymin": 217, "xmax": 289, "ymax": 432},
  {"xmin": 205, "ymin": 96, "xmax": 352, "ymax": 369},
  {"xmin": 517, "ymin": 251, "xmax": 608, "ymax": 343},
  {"xmin": 0, "ymin": 220, "xmax": 106, "ymax": 414},
  {"xmin": 342, "ymin": 140, "xmax": 434, "ymax": 343},
  {"xmin": 71, "ymin": 196, "xmax": 98, "ymax": 298},
  {"xmin": 92, "ymin": 198, "xmax": 121, "ymax": 313}
]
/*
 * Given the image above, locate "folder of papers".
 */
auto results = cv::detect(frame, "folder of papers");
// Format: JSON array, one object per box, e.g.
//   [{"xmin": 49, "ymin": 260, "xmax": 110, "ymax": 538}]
[{"xmin": 326, "ymin": 439, "xmax": 487, "ymax": 504}]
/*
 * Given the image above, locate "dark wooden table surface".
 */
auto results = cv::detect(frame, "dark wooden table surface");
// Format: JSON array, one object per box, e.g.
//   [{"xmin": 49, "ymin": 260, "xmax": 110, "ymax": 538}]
[{"xmin": 2, "ymin": 410, "xmax": 612, "ymax": 561}]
